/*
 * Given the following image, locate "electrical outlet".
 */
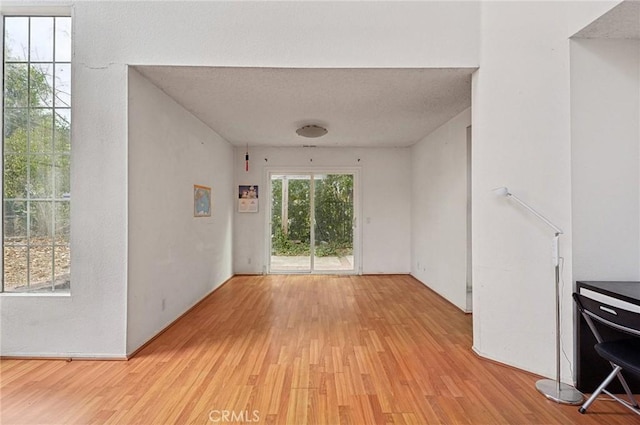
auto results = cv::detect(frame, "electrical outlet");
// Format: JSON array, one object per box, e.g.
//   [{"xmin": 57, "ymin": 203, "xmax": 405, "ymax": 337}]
[{"xmin": 162, "ymin": 298, "xmax": 166, "ymax": 311}]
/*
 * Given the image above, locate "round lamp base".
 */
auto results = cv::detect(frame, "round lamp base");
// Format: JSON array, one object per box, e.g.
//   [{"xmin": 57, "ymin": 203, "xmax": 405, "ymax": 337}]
[{"xmin": 536, "ymin": 379, "xmax": 584, "ymax": 405}]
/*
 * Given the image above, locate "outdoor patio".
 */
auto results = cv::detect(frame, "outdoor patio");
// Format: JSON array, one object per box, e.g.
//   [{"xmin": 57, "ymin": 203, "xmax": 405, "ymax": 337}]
[{"xmin": 270, "ymin": 255, "xmax": 354, "ymax": 272}]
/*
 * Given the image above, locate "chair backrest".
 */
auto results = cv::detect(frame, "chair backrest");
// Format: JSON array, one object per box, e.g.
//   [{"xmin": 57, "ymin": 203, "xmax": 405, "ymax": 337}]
[{"xmin": 573, "ymin": 292, "xmax": 640, "ymax": 340}]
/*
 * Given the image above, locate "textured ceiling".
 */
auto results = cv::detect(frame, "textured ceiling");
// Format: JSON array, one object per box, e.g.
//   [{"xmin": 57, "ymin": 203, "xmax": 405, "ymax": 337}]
[
  {"xmin": 134, "ymin": 66, "xmax": 474, "ymax": 148},
  {"xmin": 573, "ymin": 0, "xmax": 640, "ymax": 39}
]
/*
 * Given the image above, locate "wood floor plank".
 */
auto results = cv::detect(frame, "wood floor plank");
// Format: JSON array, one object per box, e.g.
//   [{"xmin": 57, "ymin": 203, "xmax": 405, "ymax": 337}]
[{"xmin": 1, "ymin": 274, "xmax": 639, "ymax": 424}]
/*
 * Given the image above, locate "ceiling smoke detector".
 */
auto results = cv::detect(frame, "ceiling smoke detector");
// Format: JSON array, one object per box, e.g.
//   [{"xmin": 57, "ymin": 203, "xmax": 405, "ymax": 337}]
[{"xmin": 296, "ymin": 124, "xmax": 328, "ymax": 138}]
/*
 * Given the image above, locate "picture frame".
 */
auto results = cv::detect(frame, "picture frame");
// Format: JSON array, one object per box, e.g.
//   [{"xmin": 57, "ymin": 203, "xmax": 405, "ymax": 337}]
[
  {"xmin": 194, "ymin": 185, "xmax": 211, "ymax": 217},
  {"xmin": 238, "ymin": 185, "xmax": 259, "ymax": 213}
]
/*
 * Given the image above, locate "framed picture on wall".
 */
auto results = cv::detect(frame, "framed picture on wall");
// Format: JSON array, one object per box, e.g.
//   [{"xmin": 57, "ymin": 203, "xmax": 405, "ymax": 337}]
[
  {"xmin": 238, "ymin": 185, "xmax": 258, "ymax": 213},
  {"xmin": 194, "ymin": 185, "xmax": 211, "ymax": 217}
]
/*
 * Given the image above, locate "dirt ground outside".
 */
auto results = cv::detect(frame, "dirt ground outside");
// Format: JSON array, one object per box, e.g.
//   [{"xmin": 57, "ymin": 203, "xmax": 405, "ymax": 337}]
[{"xmin": 3, "ymin": 237, "xmax": 70, "ymax": 292}]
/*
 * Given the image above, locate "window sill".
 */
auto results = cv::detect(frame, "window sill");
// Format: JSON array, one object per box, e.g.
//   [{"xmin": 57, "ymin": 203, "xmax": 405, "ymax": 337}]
[{"xmin": 1, "ymin": 291, "xmax": 70, "ymax": 297}]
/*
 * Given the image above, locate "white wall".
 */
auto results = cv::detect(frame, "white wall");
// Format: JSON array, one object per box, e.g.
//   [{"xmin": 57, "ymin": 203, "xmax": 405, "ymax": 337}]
[
  {"xmin": 571, "ymin": 39, "xmax": 640, "ymax": 283},
  {"xmin": 0, "ymin": 0, "xmax": 621, "ymax": 375},
  {"xmin": 74, "ymin": 1, "xmax": 480, "ymax": 68},
  {"xmin": 0, "ymin": 5, "xmax": 128, "ymax": 358},
  {"xmin": 471, "ymin": 1, "xmax": 619, "ymax": 381},
  {"xmin": 1, "ymin": 0, "xmax": 479, "ymax": 357},
  {"xmin": 411, "ymin": 108, "xmax": 471, "ymax": 312},
  {"xmin": 127, "ymin": 69, "xmax": 233, "ymax": 355},
  {"xmin": 234, "ymin": 147, "xmax": 411, "ymax": 275}
]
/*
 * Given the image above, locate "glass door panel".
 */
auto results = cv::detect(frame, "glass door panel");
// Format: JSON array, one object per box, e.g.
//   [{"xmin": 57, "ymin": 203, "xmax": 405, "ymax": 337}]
[
  {"xmin": 270, "ymin": 175, "xmax": 311, "ymax": 272},
  {"xmin": 269, "ymin": 172, "xmax": 356, "ymax": 274},
  {"xmin": 313, "ymin": 174, "xmax": 354, "ymax": 272}
]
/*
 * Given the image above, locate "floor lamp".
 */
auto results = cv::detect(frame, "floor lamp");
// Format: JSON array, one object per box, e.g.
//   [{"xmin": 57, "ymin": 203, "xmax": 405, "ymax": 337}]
[{"xmin": 493, "ymin": 187, "xmax": 583, "ymax": 405}]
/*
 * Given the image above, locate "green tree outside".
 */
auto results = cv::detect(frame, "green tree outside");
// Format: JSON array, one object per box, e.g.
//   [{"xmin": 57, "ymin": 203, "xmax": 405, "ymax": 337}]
[
  {"xmin": 314, "ymin": 174, "xmax": 353, "ymax": 257},
  {"xmin": 271, "ymin": 174, "xmax": 353, "ymax": 257},
  {"xmin": 3, "ymin": 33, "xmax": 71, "ymax": 291}
]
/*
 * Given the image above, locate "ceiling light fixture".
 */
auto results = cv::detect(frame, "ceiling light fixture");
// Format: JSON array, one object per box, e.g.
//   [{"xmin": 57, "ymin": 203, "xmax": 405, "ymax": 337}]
[{"xmin": 296, "ymin": 124, "xmax": 328, "ymax": 138}]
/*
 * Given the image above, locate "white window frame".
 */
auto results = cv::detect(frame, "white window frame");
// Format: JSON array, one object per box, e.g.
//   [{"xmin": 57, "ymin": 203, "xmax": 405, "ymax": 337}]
[{"xmin": 2, "ymin": 13, "xmax": 72, "ymax": 293}]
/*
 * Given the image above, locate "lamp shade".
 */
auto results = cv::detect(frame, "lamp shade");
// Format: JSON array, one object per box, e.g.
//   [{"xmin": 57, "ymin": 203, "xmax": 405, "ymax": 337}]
[{"xmin": 493, "ymin": 187, "xmax": 510, "ymax": 197}]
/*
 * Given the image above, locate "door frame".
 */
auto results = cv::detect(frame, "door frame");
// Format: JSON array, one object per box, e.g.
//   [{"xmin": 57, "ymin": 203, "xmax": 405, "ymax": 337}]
[{"xmin": 265, "ymin": 167, "xmax": 362, "ymax": 275}]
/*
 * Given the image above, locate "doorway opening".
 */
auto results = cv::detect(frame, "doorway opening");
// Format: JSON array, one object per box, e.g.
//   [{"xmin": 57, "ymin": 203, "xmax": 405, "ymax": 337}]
[{"xmin": 268, "ymin": 171, "xmax": 358, "ymax": 274}]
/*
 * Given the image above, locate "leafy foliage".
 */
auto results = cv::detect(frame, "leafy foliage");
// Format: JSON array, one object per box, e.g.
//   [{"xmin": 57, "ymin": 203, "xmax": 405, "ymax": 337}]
[
  {"xmin": 271, "ymin": 175, "xmax": 353, "ymax": 257},
  {"xmin": 3, "ymin": 44, "xmax": 71, "ymax": 290},
  {"xmin": 4, "ymin": 58, "xmax": 71, "ymax": 240},
  {"xmin": 314, "ymin": 174, "xmax": 353, "ymax": 246}
]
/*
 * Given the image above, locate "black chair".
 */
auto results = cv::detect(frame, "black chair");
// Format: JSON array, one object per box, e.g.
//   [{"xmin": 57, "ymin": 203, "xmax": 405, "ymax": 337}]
[{"xmin": 573, "ymin": 292, "xmax": 640, "ymax": 415}]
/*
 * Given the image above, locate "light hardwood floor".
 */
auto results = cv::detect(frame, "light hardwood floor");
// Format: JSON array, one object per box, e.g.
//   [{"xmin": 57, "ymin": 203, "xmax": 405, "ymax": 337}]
[{"xmin": 1, "ymin": 274, "xmax": 638, "ymax": 424}]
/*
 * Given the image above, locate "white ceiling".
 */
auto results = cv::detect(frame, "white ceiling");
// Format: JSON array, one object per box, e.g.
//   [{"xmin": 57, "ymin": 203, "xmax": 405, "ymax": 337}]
[
  {"xmin": 573, "ymin": 0, "xmax": 640, "ymax": 39},
  {"xmin": 134, "ymin": 66, "xmax": 474, "ymax": 148}
]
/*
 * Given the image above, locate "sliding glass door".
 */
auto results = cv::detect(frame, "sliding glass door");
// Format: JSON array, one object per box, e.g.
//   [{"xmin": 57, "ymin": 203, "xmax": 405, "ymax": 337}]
[
  {"xmin": 270, "ymin": 174, "xmax": 312, "ymax": 271},
  {"xmin": 269, "ymin": 172, "xmax": 356, "ymax": 273}
]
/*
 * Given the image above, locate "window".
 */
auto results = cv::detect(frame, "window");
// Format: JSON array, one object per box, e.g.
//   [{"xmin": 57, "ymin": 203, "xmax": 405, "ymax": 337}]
[{"xmin": 3, "ymin": 16, "xmax": 71, "ymax": 293}]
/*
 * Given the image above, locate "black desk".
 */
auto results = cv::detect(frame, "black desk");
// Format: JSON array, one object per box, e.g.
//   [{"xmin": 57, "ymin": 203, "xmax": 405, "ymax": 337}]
[{"xmin": 575, "ymin": 281, "xmax": 640, "ymax": 393}]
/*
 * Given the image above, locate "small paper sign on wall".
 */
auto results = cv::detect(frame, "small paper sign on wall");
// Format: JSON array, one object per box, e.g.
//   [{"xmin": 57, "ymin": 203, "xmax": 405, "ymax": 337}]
[{"xmin": 239, "ymin": 185, "xmax": 258, "ymax": 213}]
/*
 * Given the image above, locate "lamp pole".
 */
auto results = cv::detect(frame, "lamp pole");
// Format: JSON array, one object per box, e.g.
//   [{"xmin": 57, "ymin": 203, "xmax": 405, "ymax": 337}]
[{"xmin": 494, "ymin": 188, "xmax": 583, "ymax": 404}]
